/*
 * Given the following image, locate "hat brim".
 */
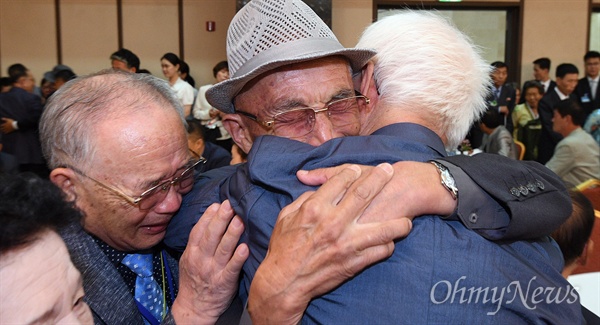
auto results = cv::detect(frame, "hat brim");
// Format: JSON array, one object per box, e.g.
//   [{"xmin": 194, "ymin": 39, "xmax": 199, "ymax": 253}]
[{"xmin": 206, "ymin": 38, "xmax": 376, "ymax": 114}]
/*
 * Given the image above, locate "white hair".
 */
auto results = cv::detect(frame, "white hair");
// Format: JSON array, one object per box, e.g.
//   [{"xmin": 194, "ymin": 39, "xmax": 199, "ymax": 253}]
[{"xmin": 356, "ymin": 11, "xmax": 492, "ymax": 149}]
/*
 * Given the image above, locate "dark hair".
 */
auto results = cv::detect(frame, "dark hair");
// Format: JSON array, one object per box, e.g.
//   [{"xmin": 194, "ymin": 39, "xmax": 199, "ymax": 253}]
[
  {"xmin": 584, "ymin": 50, "xmax": 600, "ymax": 62},
  {"xmin": 137, "ymin": 69, "xmax": 152, "ymax": 75},
  {"xmin": 522, "ymin": 80, "xmax": 544, "ymax": 96},
  {"xmin": 161, "ymin": 52, "xmax": 182, "ymax": 71},
  {"xmin": 0, "ymin": 173, "xmax": 82, "ymax": 253},
  {"xmin": 0, "ymin": 77, "xmax": 12, "ymax": 89},
  {"xmin": 7, "ymin": 63, "xmax": 28, "ymax": 84},
  {"xmin": 179, "ymin": 61, "xmax": 195, "ymax": 87},
  {"xmin": 555, "ymin": 63, "xmax": 579, "ymax": 78},
  {"xmin": 533, "ymin": 57, "xmax": 551, "ymax": 70},
  {"xmin": 185, "ymin": 117, "xmax": 205, "ymax": 140},
  {"xmin": 110, "ymin": 48, "xmax": 140, "ymax": 71},
  {"xmin": 491, "ymin": 61, "xmax": 508, "ymax": 70},
  {"xmin": 480, "ymin": 108, "xmax": 501, "ymax": 129},
  {"xmin": 55, "ymin": 69, "xmax": 76, "ymax": 82},
  {"xmin": 212, "ymin": 61, "xmax": 229, "ymax": 78},
  {"xmin": 551, "ymin": 190, "xmax": 595, "ymax": 266},
  {"xmin": 554, "ymin": 99, "xmax": 586, "ymax": 126}
]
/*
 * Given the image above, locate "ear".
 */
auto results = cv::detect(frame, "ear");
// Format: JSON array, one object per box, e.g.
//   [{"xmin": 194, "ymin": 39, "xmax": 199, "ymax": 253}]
[
  {"xmin": 49, "ymin": 167, "xmax": 80, "ymax": 202},
  {"xmin": 222, "ymin": 114, "xmax": 254, "ymax": 153},
  {"xmin": 359, "ymin": 62, "xmax": 377, "ymax": 113}
]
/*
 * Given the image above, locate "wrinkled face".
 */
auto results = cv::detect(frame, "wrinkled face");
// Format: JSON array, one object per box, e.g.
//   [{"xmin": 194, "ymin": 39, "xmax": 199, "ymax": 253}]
[
  {"xmin": 556, "ymin": 73, "xmax": 579, "ymax": 95},
  {"xmin": 0, "ymin": 231, "xmax": 93, "ymax": 325},
  {"xmin": 524, "ymin": 87, "xmax": 543, "ymax": 109},
  {"xmin": 492, "ymin": 67, "xmax": 508, "ymax": 87},
  {"xmin": 234, "ymin": 57, "xmax": 360, "ymax": 147},
  {"xmin": 215, "ymin": 68, "xmax": 230, "ymax": 83},
  {"xmin": 161, "ymin": 59, "xmax": 179, "ymax": 79},
  {"xmin": 585, "ymin": 57, "xmax": 600, "ymax": 79},
  {"xmin": 112, "ymin": 60, "xmax": 133, "ymax": 73},
  {"xmin": 77, "ymin": 105, "xmax": 190, "ymax": 251},
  {"xmin": 533, "ymin": 64, "xmax": 548, "ymax": 81}
]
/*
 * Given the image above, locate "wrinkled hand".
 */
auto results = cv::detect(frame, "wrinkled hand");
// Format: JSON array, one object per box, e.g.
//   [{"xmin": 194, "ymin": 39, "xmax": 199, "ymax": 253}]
[
  {"xmin": 0, "ymin": 118, "xmax": 16, "ymax": 134},
  {"xmin": 172, "ymin": 200, "xmax": 249, "ymax": 325},
  {"xmin": 248, "ymin": 163, "xmax": 413, "ymax": 324},
  {"xmin": 297, "ymin": 161, "xmax": 457, "ymax": 222}
]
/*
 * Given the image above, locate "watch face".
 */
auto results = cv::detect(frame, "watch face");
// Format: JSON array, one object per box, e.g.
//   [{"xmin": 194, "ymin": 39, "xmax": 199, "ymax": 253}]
[{"xmin": 441, "ymin": 172, "xmax": 455, "ymax": 187}]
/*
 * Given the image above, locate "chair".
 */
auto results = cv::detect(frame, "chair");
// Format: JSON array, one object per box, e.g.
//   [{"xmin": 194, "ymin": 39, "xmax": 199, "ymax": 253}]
[{"xmin": 513, "ymin": 140, "xmax": 525, "ymax": 160}]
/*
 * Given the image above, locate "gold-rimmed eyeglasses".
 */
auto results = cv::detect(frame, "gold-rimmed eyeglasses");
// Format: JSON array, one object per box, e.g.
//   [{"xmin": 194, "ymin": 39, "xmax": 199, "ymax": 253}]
[
  {"xmin": 66, "ymin": 157, "xmax": 206, "ymax": 210},
  {"xmin": 235, "ymin": 91, "xmax": 370, "ymax": 138}
]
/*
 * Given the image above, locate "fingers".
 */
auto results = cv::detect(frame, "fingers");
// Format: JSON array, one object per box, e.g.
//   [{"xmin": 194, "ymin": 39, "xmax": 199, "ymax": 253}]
[
  {"xmin": 296, "ymin": 164, "xmax": 350, "ymax": 186},
  {"xmin": 189, "ymin": 200, "xmax": 234, "ymax": 256},
  {"xmin": 353, "ymin": 218, "xmax": 412, "ymax": 252},
  {"xmin": 213, "ymin": 215, "xmax": 245, "ymax": 266},
  {"xmin": 307, "ymin": 164, "xmax": 362, "ymax": 206},
  {"xmin": 332, "ymin": 163, "xmax": 394, "ymax": 221}
]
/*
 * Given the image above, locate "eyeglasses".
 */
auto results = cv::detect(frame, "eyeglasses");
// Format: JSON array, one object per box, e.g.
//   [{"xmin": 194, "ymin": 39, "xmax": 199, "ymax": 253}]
[
  {"xmin": 235, "ymin": 91, "xmax": 370, "ymax": 138},
  {"xmin": 66, "ymin": 157, "xmax": 205, "ymax": 210}
]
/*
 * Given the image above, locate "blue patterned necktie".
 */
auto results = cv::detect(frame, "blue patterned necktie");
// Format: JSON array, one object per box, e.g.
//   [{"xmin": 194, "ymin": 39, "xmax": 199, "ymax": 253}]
[{"xmin": 122, "ymin": 253, "xmax": 165, "ymax": 324}]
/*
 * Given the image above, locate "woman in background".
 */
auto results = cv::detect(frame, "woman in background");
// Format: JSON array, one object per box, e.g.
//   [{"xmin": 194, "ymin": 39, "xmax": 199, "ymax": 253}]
[
  {"xmin": 512, "ymin": 80, "xmax": 544, "ymax": 160},
  {"xmin": 161, "ymin": 52, "xmax": 195, "ymax": 117}
]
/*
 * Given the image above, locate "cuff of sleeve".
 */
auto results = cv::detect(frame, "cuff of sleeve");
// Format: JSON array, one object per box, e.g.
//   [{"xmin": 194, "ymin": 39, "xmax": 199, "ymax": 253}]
[
  {"xmin": 433, "ymin": 159, "xmax": 509, "ymax": 240},
  {"xmin": 12, "ymin": 121, "xmax": 19, "ymax": 130}
]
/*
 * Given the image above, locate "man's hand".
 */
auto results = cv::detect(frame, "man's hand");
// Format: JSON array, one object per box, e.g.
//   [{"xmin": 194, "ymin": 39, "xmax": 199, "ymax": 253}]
[
  {"xmin": 0, "ymin": 118, "xmax": 16, "ymax": 134},
  {"xmin": 248, "ymin": 163, "xmax": 413, "ymax": 324},
  {"xmin": 172, "ymin": 200, "xmax": 249, "ymax": 325},
  {"xmin": 297, "ymin": 161, "xmax": 458, "ymax": 222}
]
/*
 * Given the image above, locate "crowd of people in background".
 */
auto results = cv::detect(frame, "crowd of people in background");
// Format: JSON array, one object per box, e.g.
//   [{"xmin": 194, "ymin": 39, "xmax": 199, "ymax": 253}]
[{"xmin": 0, "ymin": 1, "xmax": 598, "ymax": 323}]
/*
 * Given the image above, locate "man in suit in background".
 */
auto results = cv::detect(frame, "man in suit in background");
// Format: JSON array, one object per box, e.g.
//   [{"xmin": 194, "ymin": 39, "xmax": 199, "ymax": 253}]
[
  {"xmin": 490, "ymin": 61, "xmax": 517, "ymax": 134},
  {"xmin": 534, "ymin": 57, "xmax": 556, "ymax": 93},
  {"xmin": 0, "ymin": 63, "xmax": 47, "ymax": 177},
  {"xmin": 537, "ymin": 63, "xmax": 579, "ymax": 164},
  {"xmin": 40, "ymin": 70, "xmax": 248, "ymax": 325},
  {"xmin": 546, "ymin": 99, "xmax": 600, "ymax": 185},
  {"xmin": 575, "ymin": 50, "xmax": 600, "ymax": 120}
]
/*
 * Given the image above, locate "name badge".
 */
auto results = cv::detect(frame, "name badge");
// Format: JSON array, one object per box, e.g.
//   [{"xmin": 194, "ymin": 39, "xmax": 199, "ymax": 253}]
[{"xmin": 581, "ymin": 93, "xmax": 591, "ymax": 103}]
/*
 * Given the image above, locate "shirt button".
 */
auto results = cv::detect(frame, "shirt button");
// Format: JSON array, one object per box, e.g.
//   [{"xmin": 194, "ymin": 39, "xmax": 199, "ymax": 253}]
[{"xmin": 469, "ymin": 213, "xmax": 478, "ymax": 224}]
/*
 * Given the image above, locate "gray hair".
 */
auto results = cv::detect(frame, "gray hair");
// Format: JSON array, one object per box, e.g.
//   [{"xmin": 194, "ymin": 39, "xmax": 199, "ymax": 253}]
[
  {"xmin": 356, "ymin": 11, "xmax": 492, "ymax": 149},
  {"xmin": 40, "ymin": 70, "xmax": 185, "ymax": 170}
]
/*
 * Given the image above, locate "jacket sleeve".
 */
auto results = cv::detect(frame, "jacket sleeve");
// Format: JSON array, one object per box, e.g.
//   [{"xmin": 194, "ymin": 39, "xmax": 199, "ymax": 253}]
[{"xmin": 436, "ymin": 153, "xmax": 571, "ymax": 240}]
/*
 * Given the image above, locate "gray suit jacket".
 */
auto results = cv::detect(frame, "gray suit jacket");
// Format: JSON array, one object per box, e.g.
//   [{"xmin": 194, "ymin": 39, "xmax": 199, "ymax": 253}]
[
  {"xmin": 60, "ymin": 223, "xmax": 179, "ymax": 325},
  {"xmin": 546, "ymin": 127, "xmax": 600, "ymax": 186}
]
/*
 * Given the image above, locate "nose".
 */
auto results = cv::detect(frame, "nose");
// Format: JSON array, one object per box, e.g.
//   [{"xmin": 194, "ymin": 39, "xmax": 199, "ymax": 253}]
[
  {"xmin": 154, "ymin": 185, "xmax": 182, "ymax": 214},
  {"xmin": 306, "ymin": 112, "xmax": 335, "ymax": 146}
]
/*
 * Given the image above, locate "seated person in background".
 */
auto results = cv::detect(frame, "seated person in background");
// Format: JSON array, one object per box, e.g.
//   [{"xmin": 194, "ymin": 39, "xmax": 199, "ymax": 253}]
[
  {"xmin": 186, "ymin": 117, "xmax": 231, "ymax": 172},
  {"xmin": 551, "ymin": 189, "xmax": 598, "ymax": 323},
  {"xmin": 480, "ymin": 108, "xmax": 517, "ymax": 159},
  {"xmin": 546, "ymin": 99, "xmax": 600, "ymax": 185},
  {"xmin": 512, "ymin": 80, "xmax": 543, "ymax": 159},
  {"xmin": 584, "ymin": 108, "xmax": 600, "ymax": 146},
  {"xmin": 110, "ymin": 48, "xmax": 141, "ymax": 73},
  {"xmin": 0, "ymin": 173, "xmax": 93, "ymax": 324},
  {"xmin": 179, "ymin": 60, "xmax": 196, "ymax": 89},
  {"xmin": 193, "ymin": 61, "xmax": 232, "ymax": 149}
]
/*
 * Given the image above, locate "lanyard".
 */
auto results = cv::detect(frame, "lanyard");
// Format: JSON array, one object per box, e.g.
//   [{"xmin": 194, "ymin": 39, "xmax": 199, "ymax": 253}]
[{"xmin": 135, "ymin": 250, "xmax": 176, "ymax": 325}]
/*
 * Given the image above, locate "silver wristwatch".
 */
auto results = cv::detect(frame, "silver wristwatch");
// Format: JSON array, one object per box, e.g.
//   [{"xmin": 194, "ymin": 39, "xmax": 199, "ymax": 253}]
[{"xmin": 430, "ymin": 161, "xmax": 458, "ymax": 200}]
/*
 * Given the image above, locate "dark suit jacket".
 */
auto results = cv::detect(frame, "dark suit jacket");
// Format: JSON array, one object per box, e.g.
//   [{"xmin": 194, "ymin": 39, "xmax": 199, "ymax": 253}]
[
  {"xmin": 197, "ymin": 141, "xmax": 232, "ymax": 173},
  {"xmin": 493, "ymin": 84, "xmax": 517, "ymax": 134},
  {"xmin": 575, "ymin": 77, "xmax": 600, "ymax": 119},
  {"xmin": 546, "ymin": 80, "xmax": 557, "ymax": 94},
  {"xmin": 60, "ymin": 224, "xmax": 179, "ymax": 325},
  {"xmin": 0, "ymin": 87, "xmax": 44, "ymax": 164},
  {"xmin": 537, "ymin": 89, "xmax": 576, "ymax": 164}
]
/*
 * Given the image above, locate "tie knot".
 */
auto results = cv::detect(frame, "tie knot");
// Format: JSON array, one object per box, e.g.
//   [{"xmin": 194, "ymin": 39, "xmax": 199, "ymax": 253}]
[{"xmin": 122, "ymin": 253, "xmax": 154, "ymax": 278}]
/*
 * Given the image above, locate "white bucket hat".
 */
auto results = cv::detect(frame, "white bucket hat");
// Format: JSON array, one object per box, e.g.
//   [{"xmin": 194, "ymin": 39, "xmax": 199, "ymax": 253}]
[{"xmin": 206, "ymin": 0, "xmax": 376, "ymax": 114}]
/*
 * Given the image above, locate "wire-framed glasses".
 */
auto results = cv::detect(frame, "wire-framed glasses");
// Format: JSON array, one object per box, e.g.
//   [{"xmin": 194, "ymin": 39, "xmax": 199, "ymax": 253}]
[
  {"xmin": 66, "ymin": 157, "xmax": 205, "ymax": 210},
  {"xmin": 235, "ymin": 91, "xmax": 370, "ymax": 138}
]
